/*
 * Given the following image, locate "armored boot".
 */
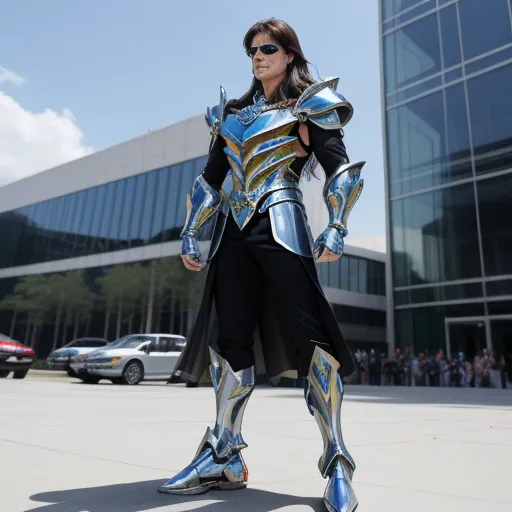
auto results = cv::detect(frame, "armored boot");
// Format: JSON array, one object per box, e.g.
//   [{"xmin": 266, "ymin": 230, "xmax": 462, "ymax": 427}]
[
  {"xmin": 158, "ymin": 348, "xmax": 255, "ymax": 495},
  {"xmin": 306, "ymin": 346, "xmax": 358, "ymax": 512}
]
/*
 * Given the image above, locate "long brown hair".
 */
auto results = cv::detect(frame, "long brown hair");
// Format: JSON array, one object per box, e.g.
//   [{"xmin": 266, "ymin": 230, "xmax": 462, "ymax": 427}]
[{"xmin": 226, "ymin": 18, "xmax": 316, "ymax": 114}]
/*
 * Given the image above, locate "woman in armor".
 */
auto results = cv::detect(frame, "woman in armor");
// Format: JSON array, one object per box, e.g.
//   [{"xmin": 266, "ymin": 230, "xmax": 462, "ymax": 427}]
[{"xmin": 159, "ymin": 18, "xmax": 364, "ymax": 512}]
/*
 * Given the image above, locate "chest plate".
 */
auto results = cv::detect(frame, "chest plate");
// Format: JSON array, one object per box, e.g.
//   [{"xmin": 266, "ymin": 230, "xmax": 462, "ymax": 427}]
[{"xmin": 220, "ymin": 101, "xmax": 302, "ymax": 229}]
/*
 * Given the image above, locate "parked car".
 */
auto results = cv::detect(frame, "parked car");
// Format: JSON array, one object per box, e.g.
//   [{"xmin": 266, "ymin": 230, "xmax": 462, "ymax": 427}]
[
  {"xmin": 47, "ymin": 337, "xmax": 109, "ymax": 376},
  {"xmin": 0, "ymin": 334, "xmax": 35, "ymax": 379},
  {"xmin": 70, "ymin": 334, "xmax": 186, "ymax": 385}
]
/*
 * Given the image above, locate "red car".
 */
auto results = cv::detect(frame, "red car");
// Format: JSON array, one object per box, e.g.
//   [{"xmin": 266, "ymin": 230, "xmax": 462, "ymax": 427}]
[{"xmin": 0, "ymin": 334, "xmax": 35, "ymax": 379}]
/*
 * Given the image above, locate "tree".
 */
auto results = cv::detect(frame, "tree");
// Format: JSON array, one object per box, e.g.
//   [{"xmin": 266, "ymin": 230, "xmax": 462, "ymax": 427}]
[{"xmin": 96, "ymin": 263, "xmax": 151, "ymax": 339}]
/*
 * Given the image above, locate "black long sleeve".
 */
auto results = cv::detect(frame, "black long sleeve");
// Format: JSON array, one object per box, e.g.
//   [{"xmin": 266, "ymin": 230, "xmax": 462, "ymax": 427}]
[
  {"xmin": 306, "ymin": 121, "xmax": 350, "ymax": 178},
  {"xmin": 201, "ymin": 136, "xmax": 231, "ymax": 190}
]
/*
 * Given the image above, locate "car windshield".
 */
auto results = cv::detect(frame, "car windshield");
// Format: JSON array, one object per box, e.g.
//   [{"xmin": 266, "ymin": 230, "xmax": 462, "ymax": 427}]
[{"xmin": 106, "ymin": 336, "xmax": 151, "ymax": 349}]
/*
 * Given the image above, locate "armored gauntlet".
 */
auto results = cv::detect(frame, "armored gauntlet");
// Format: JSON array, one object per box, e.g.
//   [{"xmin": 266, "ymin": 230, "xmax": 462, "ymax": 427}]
[{"xmin": 314, "ymin": 161, "xmax": 365, "ymax": 263}]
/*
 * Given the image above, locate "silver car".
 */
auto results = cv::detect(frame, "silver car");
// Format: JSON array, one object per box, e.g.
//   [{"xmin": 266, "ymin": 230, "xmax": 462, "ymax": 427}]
[{"xmin": 72, "ymin": 334, "xmax": 186, "ymax": 385}]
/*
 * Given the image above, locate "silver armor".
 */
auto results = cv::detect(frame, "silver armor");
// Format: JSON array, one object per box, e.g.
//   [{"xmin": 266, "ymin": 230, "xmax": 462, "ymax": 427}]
[
  {"xmin": 306, "ymin": 346, "xmax": 358, "ymax": 512},
  {"xmin": 180, "ymin": 77, "xmax": 361, "ymax": 262},
  {"xmin": 159, "ymin": 348, "xmax": 255, "ymax": 495},
  {"xmin": 314, "ymin": 161, "xmax": 365, "ymax": 263}
]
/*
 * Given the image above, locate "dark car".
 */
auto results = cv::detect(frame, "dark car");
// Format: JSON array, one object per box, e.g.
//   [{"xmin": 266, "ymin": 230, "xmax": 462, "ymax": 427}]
[
  {"xmin": 46, "ymin": 337, "xmax": 109, "ymax": 376},
  {"xmin": 0, "ymin": 334, "xmax": 36, "ymax": 379}
]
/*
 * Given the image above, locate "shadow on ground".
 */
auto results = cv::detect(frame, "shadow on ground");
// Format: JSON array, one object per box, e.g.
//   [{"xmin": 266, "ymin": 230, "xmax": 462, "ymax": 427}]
[
  {"xmin": 273, "ymin": 385, "xmax": 512, "ymax": 408},
  {"xmin": 29, "ymin": 480, "xmax": 324, "ymax": 512}
]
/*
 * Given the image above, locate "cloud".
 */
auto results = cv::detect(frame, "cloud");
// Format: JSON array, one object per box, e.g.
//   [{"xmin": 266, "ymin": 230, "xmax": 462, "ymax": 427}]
[
  {"xmin": 0, "ymin": 67, "xmax": 26, "ymax": 86},
  {"xmin": 0, "ymin": 68, "xmax": 93, "ymax": 186}
]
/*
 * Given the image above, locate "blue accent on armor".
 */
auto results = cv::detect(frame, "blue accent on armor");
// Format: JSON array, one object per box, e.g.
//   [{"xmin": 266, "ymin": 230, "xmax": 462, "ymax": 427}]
[
  {"xmin": 236, "ymin": 91, "xmax": 268, "ymax": 125},
  {"xmin": 324, "ymin": 461, "xmax": 358, "ymax": 512},
  {"xmin": 312, "ymin": 356, "xmax": 331, "ymax": 395},
  {"xmin": 307, "ymin": 346, "xmax": 358, "ymax": 512}
]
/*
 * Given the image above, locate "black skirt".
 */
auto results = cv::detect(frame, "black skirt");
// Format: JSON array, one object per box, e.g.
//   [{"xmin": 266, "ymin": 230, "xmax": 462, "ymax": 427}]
[{"xmin": 170, "ymin": 212, "xmax": 356, "ymax": 384}]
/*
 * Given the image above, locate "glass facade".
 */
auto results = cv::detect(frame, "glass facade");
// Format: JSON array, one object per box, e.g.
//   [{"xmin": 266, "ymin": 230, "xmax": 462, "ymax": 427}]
[
  {"xmin": 0, "ymin": 152, "xmax": 386, "ymax": 358},
  {"xmin": 382, "ymin": 0, "xmax": 512, "ymax": 359},
  {"xmin": 0, "ymin": 156, "xmax": 208, "ymax": 269},
  {"xmin": 318, "ymin": 255, "xmax": 386, "ymax": 296}
]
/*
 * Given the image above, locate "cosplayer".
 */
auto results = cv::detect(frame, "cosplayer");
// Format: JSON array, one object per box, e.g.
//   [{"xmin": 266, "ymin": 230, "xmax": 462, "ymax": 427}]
[{"xmin": 158, "ymin": 18, "xmax": 364, "ymax": 512}]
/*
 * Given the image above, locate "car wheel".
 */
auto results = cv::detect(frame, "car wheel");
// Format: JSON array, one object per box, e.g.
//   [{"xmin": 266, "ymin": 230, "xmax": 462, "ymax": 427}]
[
  {"xmin": 13, "ymin": 369, "xmax": 29, "ymax": 379},
  {"xmin": 122, "ymin": 361, "xmax": 143, "ymax": 385},
  {"xmin": 67, "ymin": 368, "xmax": 77, "ymax": 378},
  {"xmin": 0, "ymin": 370, "xmax": 10, "ymax": 378}
]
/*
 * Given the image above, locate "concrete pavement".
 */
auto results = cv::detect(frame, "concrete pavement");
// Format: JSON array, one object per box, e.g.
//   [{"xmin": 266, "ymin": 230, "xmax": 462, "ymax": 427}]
[{"xmin": 1, "ymin": 371, "xmax": 511, "ymax": 511}]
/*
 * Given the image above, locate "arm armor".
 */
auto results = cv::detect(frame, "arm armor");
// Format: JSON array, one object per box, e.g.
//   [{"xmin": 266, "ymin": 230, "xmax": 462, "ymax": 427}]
[
  {"xmin": 181, "ymin": 86, "xmax": 228, "ymax": 263},
  {"xmin": 180, "ymin": 175, "xmax": 224, "ymax": 262},
  {"xmin": 293, "ymin": 77, "xmax": 353, "ymax": 130},
  {"xmin": 292, "ymin": 77, "xmax": 353, "ymax": 181},
  {"xmin": 314, "ymin": 161, "xmax": 365, "ymax": 263}
]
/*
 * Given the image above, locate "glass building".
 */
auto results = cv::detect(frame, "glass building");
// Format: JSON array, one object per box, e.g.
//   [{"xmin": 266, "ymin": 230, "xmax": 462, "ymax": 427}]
[
  {"xmin": 380, "ymin": 0, "xmax": 512, "ymax": 360},
  {"xmin": 0, "ymin": 115, "xmax": 386, "ymax": 360}
]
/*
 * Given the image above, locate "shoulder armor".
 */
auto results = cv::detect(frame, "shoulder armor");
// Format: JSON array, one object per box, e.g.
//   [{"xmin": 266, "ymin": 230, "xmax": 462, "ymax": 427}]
[
  {"xmin": 292, "ymin": 77, "xmax": 353, "ymax": 129},
  {"xmin": 205, "ymin": 86, "xmax": 228, "ymax": 136}
]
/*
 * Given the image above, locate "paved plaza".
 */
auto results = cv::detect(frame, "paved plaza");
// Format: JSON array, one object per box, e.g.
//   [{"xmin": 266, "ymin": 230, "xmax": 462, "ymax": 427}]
[{"xmin": 1, "ymin": 371, "xmax": 511, "ymax": 511}]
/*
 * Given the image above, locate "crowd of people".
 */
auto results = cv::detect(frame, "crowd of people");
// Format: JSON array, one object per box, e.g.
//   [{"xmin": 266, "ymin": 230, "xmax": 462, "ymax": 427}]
[{"xmin": 353, "ymin": 347, "xmax": 511, "ymax": 389}]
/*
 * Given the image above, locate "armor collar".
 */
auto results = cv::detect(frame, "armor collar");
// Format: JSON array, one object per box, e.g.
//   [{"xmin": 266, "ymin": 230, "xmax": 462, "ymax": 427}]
[{"xmin": 235, "ymin": 90, "xmax": 295, "ymax": 126}]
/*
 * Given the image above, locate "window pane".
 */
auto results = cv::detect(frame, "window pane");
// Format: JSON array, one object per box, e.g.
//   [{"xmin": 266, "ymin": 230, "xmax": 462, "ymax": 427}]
[
  {"xmin": 79, "ymin": 188, "xmax": 96, "ymax": 245},
  {"xmin": 384, "ymin": 14, "xmax": 441, "ymax": 93},
  {"xmin": 32, "ymin": 202, "xmax": 49, "ymax": 263},
  {"xmin": 61, "ymin": 195, "xmax": 76, "ymax": 258},
  {"xmin": 108, "ymin": 180, "xmax": 127, "ymax": 251},
  {"xmin": 387, "ymin": 86, "xmax": 472, "ymax": 197},
  {"xmin": 119, "ymin": 177, "xmax": 136, "ymax": 244},
  {"xmin": 318, "ymin": 261, "xmax": 328, "ymax": 287},
  {"xmin": 46, "ymin": 197, "xmax": 66, "ymax": 261},
  {"xmin": 162, "ymin": 163, "xmax": 183, "ymax": 242},
  {"xmin": 395, "ymin": 302, "xmax": 485, "ymax": 354},
  {"xmin": 349, "ymin": 257, "xmax": 359, "ymax": 292},
  {"xmin": 383, "ymin": 0, "xmax": 430, "ymax": 19},
  {"xmin": 439, "ymin": 4, "xmax": 462, "ymax": 68},
  {"xmin": 391, "ymin": 182, "xmax": 481, "ymax": 287},
  {"xmin": 175, "ymin": 161, "xmax": 198, "ymax": 229},
  {"xmin": 140, "ymin": 171, "xmax": 158, "ymax": 243},
  {"xmin": 88, "ymin": 185, "xmax": 107, "ymax": 254},
  {"xmin": 487, "ymin": 279, "xmax": 512, "ymax": 297},
  {"xmin": 358, "ymin": 258, "xmax": 368, "ymax": 294},
  {"xmin": 151, "ymin": 167, "xmax": 170, "ymax": 243},
  {"xmin": 100, "ymin": 182, "xmax": 116, "ymax": 252},
  {"xmin": 467, "ymin": 64, "xmax": 512, "ymax": 175},
  {"xmin": 459, "ymin": 0, "xmax": 512, "ymax": 60},
  {"xmin": 329, "ymin": 259, "xmax": 340, "ymax": 288},
  {"xmin": 127, "ymin": 173, "xmax": 146, "ymax": 247},
  {"xmin": 401, "ymin": 282, "xmax": 484, "ymax": 304},
  {"xmin": 15, "ymin": 205, "xmax": 35, "ymax": 266},
  {"xmin": 477, "ymin": 172, "xmax": 512, "ymax": 276},
  {"xmin": 72, "ymin": 190, "xmax": 89, "ymax": 257},
  {"xmin": 340, "ymin": 256, "xmax": 350, "ymax": 291}
]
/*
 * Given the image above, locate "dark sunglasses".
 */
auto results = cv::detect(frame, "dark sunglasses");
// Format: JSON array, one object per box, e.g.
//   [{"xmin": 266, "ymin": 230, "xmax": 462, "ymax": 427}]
[{"xmin": 247, "ymin": 44, "xmax": 280, "ymax": 58}]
